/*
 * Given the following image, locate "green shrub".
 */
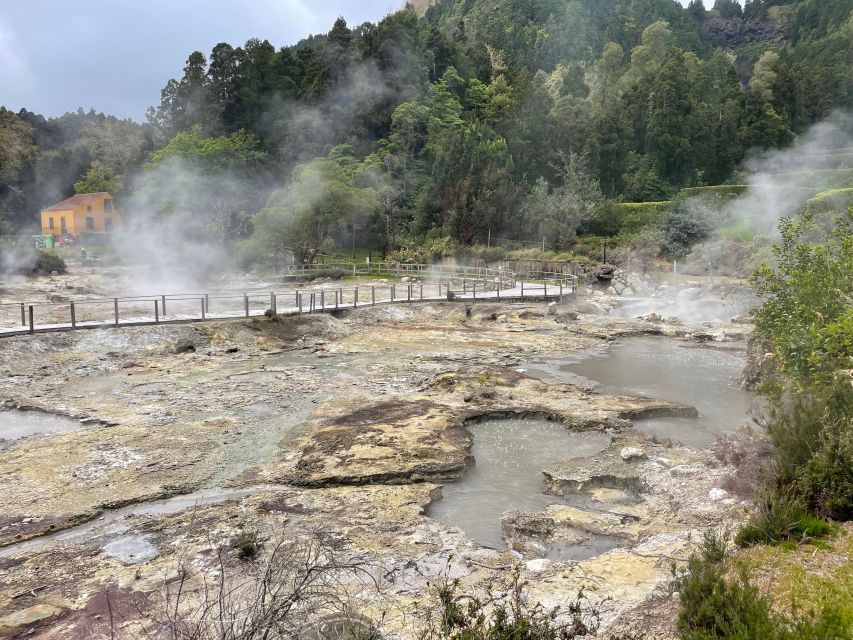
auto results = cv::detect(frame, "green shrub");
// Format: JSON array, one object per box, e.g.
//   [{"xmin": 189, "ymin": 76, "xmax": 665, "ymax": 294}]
[
  {"xmin": 424, "ymin": 567, "xmax": 600, "ymax": 639},
  {"xmin": 617, "ymin": 201, "xmax": 672, "ymax": 234},
  {"xmin": 677, "ymin": 530, "xmax": 781, "ymax": 640},
  {"xmin": 676, "ymin": 529, "xmax": 852, "ymax": 640},
  {"xmin": 31, "ymin": 250, "xmax": 67, "ymax": 275},
  {"xmin": 735, "ymin": 491, "xmax": 835, "ymax": 548},
  {"xmin": 230, "ymin": 530, "xmax": 261, "ymax": 560}
]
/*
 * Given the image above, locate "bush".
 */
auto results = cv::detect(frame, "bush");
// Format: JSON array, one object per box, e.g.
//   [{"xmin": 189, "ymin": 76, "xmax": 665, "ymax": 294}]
[
  {"xmin": 617, "ymin": 201, "xmax": 672, "ymax": 235},
  {"xmin": 677, "ymin": 530, "xmax": 781, "ymax": 640},
  {"xmin": 764, "ymin": 385, "xmax": 853, "ymax": 520},
  {"xmin": 735, "ymin": 491, "xmax": 836, "ymax": 548},
  {"xmin": 676, "ymin": 529, "xmax": 852, "ymax": 640},
  {"xmin": 30, "ymin": 250, "xmax": 67, "ymax": 276},
  {"xmin": 423, "ymin": 566, "xmax": 601, "ymax": 639},
  {"xmin": 230, "ymin": 530, "xmax": 261, "ymax": 560}
]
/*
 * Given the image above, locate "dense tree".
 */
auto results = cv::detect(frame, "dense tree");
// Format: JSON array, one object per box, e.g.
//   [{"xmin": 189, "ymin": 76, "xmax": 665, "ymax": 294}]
[
  {"xmin": 0, "ymin": 108, "xmax": 36, "ymax": 231},
  {"xmin": 4, "ymin": 0, "xmax": 853, "ymax": 265},
  {"xmin": 245, "ymin": 155, "xmax": 376, "ymax": 263}
]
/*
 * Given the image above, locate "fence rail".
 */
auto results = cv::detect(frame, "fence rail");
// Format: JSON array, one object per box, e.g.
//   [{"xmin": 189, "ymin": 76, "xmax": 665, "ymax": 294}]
[
  {"xmin": 282, "ymin": 262, "xmax": 518, "ymax": 289},
  {"xmin": 0, "ymin": 266, "xmax": 577, "ymax": 338}
]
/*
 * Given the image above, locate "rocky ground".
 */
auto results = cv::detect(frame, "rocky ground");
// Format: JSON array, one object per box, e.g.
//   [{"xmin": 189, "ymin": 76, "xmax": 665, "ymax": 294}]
[{"xmin": 0, "ymin": 292, "xmax": 757, "ymax": 639}]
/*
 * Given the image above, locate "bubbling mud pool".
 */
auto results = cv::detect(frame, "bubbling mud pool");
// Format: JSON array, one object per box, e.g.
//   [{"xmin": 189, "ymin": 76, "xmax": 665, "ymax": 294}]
[
  {"xmin": 530, "ymin": 336, "xmax": 755, "ymax": 449},
  {"xmin": 427, "ymin": 418, "xmax": 612, "ymax": 553}
]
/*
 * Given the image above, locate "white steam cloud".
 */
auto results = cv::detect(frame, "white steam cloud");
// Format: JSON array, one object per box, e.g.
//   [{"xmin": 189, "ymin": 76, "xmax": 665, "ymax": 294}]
[{"xmin": 726, "ymin": 111, "xmax": 853, "ymax": 234}]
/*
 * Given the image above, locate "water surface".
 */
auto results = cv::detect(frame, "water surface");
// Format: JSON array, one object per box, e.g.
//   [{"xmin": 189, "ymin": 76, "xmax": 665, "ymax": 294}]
[
  {"xmin": 531, "ymin": 337, "xmax": 754, "ymax": 448},
  {"xmin": 0, "ymin": 409, "xmax": 81, "ymax": 442},
  {"xmin": 427, "ymin": 418, "xmax": 611, "ymax": 550}
]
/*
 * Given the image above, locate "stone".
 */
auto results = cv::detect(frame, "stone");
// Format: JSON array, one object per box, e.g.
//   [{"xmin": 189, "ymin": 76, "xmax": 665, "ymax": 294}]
[
  {"xmin": 709, "ymin": 488, "xmax": 729, "ymax": 502},
  {"xmin": 651, "ymin": 457, "xmax": 674, "ymax": 469},
  {"xmin": 606, "ymin": 286, "xmax": 617, "ymax": 295},
  {"xmin": 0, "ymin": 605, "xmax": 63, "ymax": 630},
  {"xmin": 525, "ymin": 558, "xmax": 552, "ymax": 573},
  {"xmin": 670, "ymin": 465, "xmax": 703, "ymax": 478},
  {"xmin": 173, "ymin": 340, "xmax": 196, "ymax": 354},
  {"xmin": 620, "ymin": 447, "xmax": 647, "ymax": 462}
]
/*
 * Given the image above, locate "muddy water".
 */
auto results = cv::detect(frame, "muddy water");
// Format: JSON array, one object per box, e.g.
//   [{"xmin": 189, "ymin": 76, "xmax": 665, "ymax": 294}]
[
  {"xmin": 0, "ymin": 409, "xmax": 81, "ymax": 442},
  {"xmin": 427, "ymin": 418, "xmax": 611, "ymax": 551},
  {"xmin": 533, "ymin": 337, "xmax": 754, "ymax": 448}
]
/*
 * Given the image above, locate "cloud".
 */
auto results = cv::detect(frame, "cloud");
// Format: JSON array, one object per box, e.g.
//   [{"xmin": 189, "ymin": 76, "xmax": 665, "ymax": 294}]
[
  {"xmin": 0, "ymin": 0, "xmax": 400, "ymax": 120},
  {"xmin": 0, "ymin": 20, "xmax": 32, "ymax": 92}
]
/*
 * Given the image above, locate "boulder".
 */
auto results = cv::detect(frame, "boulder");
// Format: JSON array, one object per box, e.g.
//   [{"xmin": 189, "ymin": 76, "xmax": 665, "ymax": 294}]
[
  {"xmin": 709, "ymin": 488, "xmax": 729, "ymax": 502},
  {"xmin": 525, "ymin": 558, "xmax": 552, "ymax": 573},
  {"xmin": 619, "ymin": 447, "xmax": 647, "ymax": 462},
  {"xmin": 0, "ymin": 605, "xmax": 63, "ymax": 631}
]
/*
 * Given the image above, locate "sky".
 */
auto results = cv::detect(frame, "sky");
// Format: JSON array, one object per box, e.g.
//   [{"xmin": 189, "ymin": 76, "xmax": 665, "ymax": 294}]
[{"xmin": 0, "ymin": 0, "xmax": 400, "ymax": 121}]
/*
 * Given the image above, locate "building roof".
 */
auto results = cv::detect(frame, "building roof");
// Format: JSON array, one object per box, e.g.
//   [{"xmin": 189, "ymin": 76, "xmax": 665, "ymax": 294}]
[{"xmin": 41, "ymin": 193, "xmax": 111, "ymax": 212}]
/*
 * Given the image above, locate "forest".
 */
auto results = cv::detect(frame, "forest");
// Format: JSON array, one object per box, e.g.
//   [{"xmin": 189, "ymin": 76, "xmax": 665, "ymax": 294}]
[{"xmin": 1, "ymin": 0, "xmax": 852, "ymax": 265}]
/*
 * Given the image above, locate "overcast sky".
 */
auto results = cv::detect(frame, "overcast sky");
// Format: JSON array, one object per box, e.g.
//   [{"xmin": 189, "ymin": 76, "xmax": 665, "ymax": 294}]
[
  {"xmin": 0, "ymin": 0, "xmax": 400, "ymax": 121},
  {"xmin": 1, "ymin": 0, "xmax": 702, "ymax": 122}
]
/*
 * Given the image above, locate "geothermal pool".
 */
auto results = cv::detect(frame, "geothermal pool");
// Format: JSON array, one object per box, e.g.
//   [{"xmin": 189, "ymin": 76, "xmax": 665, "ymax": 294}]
[
  {"xmin": 532, "ymin": 336, "xmax": 755, "ymax": 448},
  {"xmin": 427, "ymin": 418, "xmax": 611, "ymax": 552},
  {"xmin": 0, "ymin": 409, "xmax": 81, "ymax": 442}
]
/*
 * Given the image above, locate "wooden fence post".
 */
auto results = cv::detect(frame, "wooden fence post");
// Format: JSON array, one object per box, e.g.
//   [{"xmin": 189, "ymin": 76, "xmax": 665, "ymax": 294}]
[
  {"xmin": 20, "ymin": 303, "xmax": 25, "ymax": 326},
  {"xmin": 154, "ymin": 300, "xmax": 160, "ymax": 324},
  {"xmin": 201, "ymin": 298, "xmax": 206, "ymax": 320},
  {"xmin": 271, "ymin": 293, "xmax": 277, "ymax": 314},
  {"xmin": 114, "ymin": 298, "xmax": 119, "ymax": 327},
  {"xmin": 28, "ymin": 305, "xmax": 34, "ymax": 334},
  {"xmin": 244, "ymin": 293, "xmax": 250, "ymax": 317},
  {"xmin": 70, "ymin": 301, "xmax": 76, "ymax": 328},
  {"xmin": 161, "ymin": 295, "xmax": 167, "ymax": 317}
]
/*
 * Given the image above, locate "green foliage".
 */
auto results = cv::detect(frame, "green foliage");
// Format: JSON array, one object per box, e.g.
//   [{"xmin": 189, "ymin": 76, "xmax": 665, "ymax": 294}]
[
  {"xmin": 385, "ymin": 237, "xmax": 460, "ymax": 265},
  {"xmin": 676, "ymin": 528, "xmax": 853, "ymax": 640},
  {"xmin": 144, "ymin": 125, "xmax": 265, "ymax": 172},
  {"xmin": 617, "ymin": 201, "xmax": 672, "ymax": 235},
  {"xmin": 230, "ymin": 530, "xmax": 261, "ymax": 560},
  {"xmin": 751, "ymin": 212, "xmax": 853, "ymax": 388},
  {"xmin": 735, "ymin": 491, "xmax": 836, "ymax": 547},
  {"xmin": 245, "ymin": 155, "xmax": 376, "ymax": 264},
  {"xmin": 424, "ymin": 568, "xmax": 600, "ymax": 639},
  {"xmin": 661, "ymin": 204, "xmax": 712, "ymax": 258},
  {"xmin": 73, "ymin": 160, "xmax": 121, "ymax": 196},
  {"xmin": 31, "ymin": 250, "xmax": 68, "ymax": 276},
  {"xmin": 745, "ymin": 211, "xmax": 853, "ymax": 539}
]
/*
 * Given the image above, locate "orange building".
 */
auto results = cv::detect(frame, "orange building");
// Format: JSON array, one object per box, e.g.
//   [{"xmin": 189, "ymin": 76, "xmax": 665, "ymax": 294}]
[{"xmin": 40, "ymin": 192, "xmax": 122, "ymax": 236}]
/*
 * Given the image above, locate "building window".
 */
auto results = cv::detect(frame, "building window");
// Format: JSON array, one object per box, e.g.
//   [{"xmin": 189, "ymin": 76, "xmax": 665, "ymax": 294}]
[
  {"xmin": 87, "ymin": 205, "xmax": 92, "ymax": 213},
  {"xmin": 104, "ymin": 199, "xmax": 112, "ymax": 213},
  {"xmin": 86, "ymin": 217, "xmax": 95, "ymax": 230},
  {"xmin": 105, "ymin": 218, "xmax": 113, "ymax": 232},
  {"xmin": 60, "ymin": 217, "xmax": 67, "ymax": 233},
  {"xmin": 49, "ymin": 217, "xmax": 55, "ymax": 230}
]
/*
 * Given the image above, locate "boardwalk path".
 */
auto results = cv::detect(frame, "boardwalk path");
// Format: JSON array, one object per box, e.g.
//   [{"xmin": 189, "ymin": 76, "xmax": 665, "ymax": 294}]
[{"xmin": 1, "ymin": 265, "xmax": 577, "ymax": 337}]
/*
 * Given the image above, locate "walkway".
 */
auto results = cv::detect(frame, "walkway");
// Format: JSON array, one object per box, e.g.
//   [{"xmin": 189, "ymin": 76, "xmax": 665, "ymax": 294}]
[{"xmin": 1, "ymin": 270, "xmax": 578, "ymax": 338}]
